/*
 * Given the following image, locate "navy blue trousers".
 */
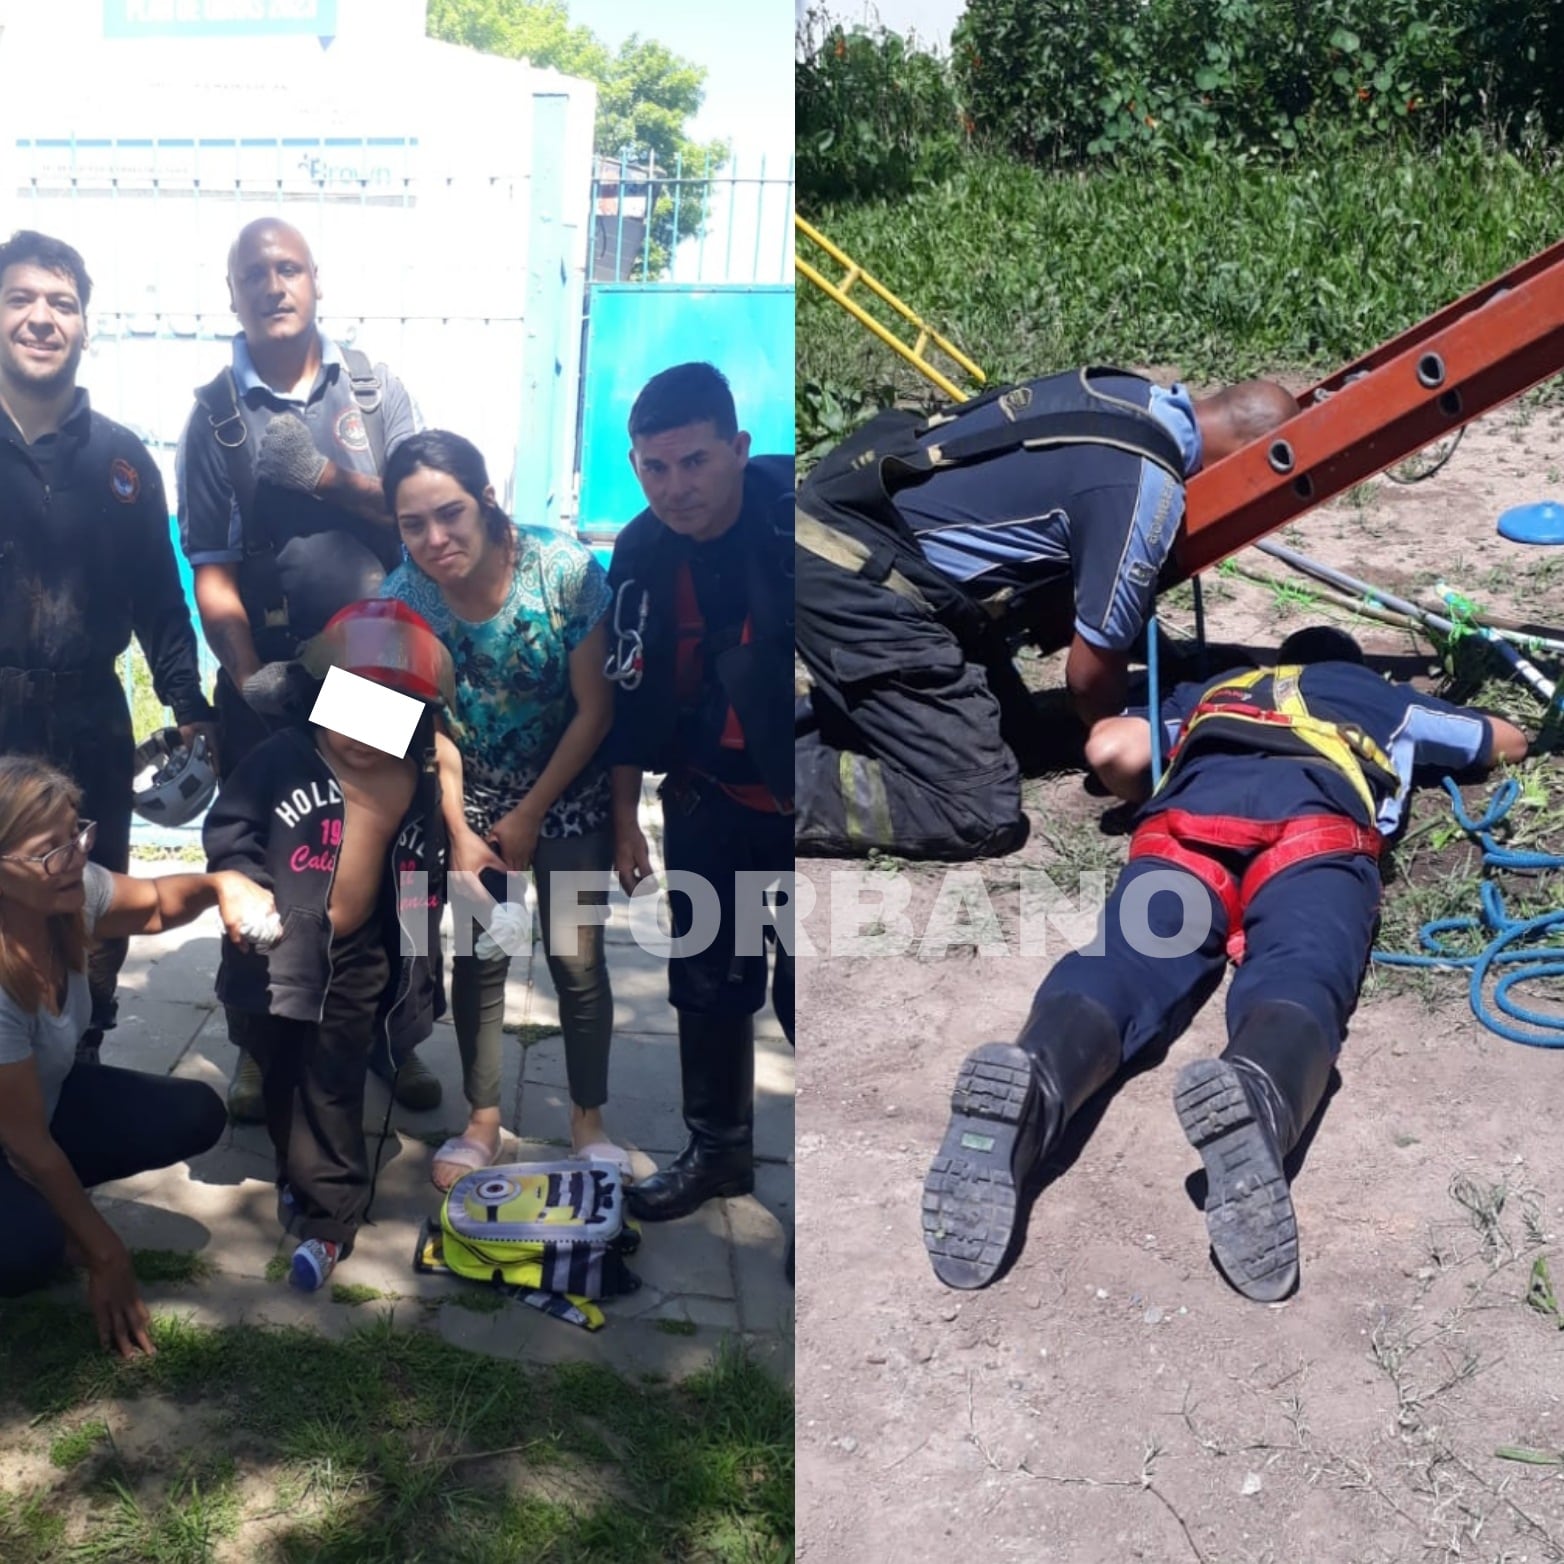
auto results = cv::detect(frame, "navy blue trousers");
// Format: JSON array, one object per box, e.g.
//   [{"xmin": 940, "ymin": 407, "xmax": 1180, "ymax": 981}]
[
  {"xmin": 661, "ymin": 775, "xmax": 793, "ymax": 1026},
  {"xmin": 1039, "ymin": 848, "xmax": 1381, "ymax": 1062}
]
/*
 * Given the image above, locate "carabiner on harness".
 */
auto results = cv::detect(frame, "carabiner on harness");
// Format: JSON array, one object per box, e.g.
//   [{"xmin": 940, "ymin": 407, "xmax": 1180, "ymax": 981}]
[{"xmin": 604, "ymin": 580, "xmax": 649, "ymax": 690}]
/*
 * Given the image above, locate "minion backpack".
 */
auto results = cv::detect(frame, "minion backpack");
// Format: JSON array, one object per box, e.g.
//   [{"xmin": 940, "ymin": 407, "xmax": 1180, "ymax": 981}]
[{"xmin": 414, "ymin": 1160, "xmax": 642, "ymax": 1331}]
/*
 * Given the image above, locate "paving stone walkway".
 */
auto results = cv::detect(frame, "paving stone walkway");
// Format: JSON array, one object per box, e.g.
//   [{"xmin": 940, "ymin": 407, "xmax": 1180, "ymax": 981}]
[{"xmin": 88, "ymin": 849, "xmax": 794, "ymax": 1384}]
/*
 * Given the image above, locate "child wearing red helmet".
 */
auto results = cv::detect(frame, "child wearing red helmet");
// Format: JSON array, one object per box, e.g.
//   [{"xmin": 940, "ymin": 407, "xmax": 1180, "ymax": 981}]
[{"xmin": 202, "ymin": 600, "xmax": 455, "ymax": 1290}]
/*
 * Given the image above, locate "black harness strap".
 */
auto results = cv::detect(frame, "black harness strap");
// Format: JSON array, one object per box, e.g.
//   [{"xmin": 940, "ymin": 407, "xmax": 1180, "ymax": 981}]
[{"xmin": 192, "ymin": 347, "xmax": 388, "ymax": 658}]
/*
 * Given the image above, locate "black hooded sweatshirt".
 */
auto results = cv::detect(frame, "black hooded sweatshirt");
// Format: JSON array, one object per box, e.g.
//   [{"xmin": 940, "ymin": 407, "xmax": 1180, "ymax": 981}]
[{"xmin": 203, "ymin": 724, "xmax": 447, "ymax": 1051}]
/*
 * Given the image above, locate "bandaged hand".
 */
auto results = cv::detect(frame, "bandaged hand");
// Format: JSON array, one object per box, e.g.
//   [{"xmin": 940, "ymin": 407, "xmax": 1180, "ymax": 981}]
[
  {"xmin": 213, "ymin": 872, "xmax": 284, "ymax": 950},
  {"xmin": 475, "ymin": 900, "xmax": 531, "ymax": 962},
  {"xmin": 256, "ymin": 413, "xmax": 328, "ymax": 494}
]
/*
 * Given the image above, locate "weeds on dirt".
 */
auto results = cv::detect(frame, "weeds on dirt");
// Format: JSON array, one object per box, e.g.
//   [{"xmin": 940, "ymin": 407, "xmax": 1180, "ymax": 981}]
[
  {"xmin": 1524, "ymin": 1256, "xmax": 1564, "ymax": 1329},
  {"xmin": 0, "ymin": 1301, "xmax": 794, "ymax": 1562}
]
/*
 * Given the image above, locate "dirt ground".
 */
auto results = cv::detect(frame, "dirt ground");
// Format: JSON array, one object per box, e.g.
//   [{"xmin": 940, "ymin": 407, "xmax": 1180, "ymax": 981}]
[{"xmin": 795, "ymin": 398, "xmax": 1564, "ymax": 1562}]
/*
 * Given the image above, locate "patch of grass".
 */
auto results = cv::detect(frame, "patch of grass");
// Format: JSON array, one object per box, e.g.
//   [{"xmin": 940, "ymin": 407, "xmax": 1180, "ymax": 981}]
[
  {"xmin": 799, "ymin": 142, "xmax": 1564, "ymax": 456},
  {"xmin": 656, "ymin": 1318, "xmax": 699, "ymax": 1336},
  {"xmin": 0, "ymin": 1490, "xmax": 67, "ymax": 1561},
  {"xmin": 76, "ymin": 1462, "xmax": 240, "ymax": 1564},
  {"xmin": 330, "ymin": 1283, "xmax": 386, "ymax": 1307},
  {"xmin": 48, "ymin": 1419, "xmax": 109, "ymax": 1470},
  {"xmin": 131, "ymin": 1249, "xmax": 215, "ymax": 1286},
  {"xmin": 264, "ymin": 1254, "xmax": 290, "ymax": 1285},
  {"xmin": 131, "ymin": 844, "xmax": 208, "ymax": 865},
  {"xmin": 442, "ymin": 1287, "xmax": 508, "ymax": 1314},
  {"xmin": 0, "ymin": 1300, "xmax": 794, "ymax": 1562},
  {"xmin": 500, "ymin": 1022, "xmax": 564, "ymax": 1047}
]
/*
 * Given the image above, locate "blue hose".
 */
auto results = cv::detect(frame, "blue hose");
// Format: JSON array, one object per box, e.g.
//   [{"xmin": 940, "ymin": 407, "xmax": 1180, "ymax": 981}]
[
  {"xmin": 1147, "ymin": 613, "xmax": 1163, "ymax": 788},
  {"xmin": 1372, "ymin": 777, "xmax": 1564, "ymax": 1047}
]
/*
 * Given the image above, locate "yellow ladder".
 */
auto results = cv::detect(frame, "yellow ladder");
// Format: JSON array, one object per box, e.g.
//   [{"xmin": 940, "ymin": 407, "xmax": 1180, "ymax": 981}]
[{"xmin": 795, "ymin": 214, "xmax": 987, "ymax": 403}]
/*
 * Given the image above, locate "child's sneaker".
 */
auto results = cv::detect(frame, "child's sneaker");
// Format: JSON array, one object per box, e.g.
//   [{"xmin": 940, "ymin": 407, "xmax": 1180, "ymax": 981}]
[{"xmin": 289, "ymin": 1238, "xmax": 341, "ymax": 1292}]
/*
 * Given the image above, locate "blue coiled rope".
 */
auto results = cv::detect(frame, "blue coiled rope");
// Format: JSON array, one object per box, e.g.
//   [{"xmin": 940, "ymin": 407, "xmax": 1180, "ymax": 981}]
[{"xmin": 1372, "ymin": 777, "xmax": 1564, "ymax": 1047}]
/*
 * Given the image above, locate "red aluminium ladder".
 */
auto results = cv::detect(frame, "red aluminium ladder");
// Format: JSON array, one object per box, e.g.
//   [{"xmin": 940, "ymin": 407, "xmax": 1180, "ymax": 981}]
[{"xmin": 1173, "ymin": 238, "xmax": 1564, "ymax": 579}]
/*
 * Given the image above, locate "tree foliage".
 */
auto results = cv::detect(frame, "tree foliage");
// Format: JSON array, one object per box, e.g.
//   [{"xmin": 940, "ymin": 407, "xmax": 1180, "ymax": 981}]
[
  {"xmin": 796, "ymin": 4, "xmax": 964, "ymax": 203},
  {"xmin": 427, "ymin": 0, "xmax": 728, "ymax": 275},
  {"xmin": 951, "ymin": 0, "xmax": 1564, "ymax": 166}
]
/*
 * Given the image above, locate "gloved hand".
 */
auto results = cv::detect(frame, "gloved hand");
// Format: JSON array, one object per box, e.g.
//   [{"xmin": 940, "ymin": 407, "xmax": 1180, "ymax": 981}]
[{"xmin": 256, "ymin": 414, "xmax": 328, "ymax": 494}]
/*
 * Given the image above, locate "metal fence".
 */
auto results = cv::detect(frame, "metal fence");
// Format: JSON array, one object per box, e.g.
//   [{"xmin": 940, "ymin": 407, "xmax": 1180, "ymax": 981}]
[{"xmin": 589, "ymin": 151, "xmax": 795, "ymax": 287}]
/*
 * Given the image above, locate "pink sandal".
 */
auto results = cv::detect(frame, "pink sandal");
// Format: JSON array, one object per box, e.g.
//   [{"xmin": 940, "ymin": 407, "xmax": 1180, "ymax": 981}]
[{"xmin": 430, "ymin": 1133, "xmax": 501, "ymax": 1191}]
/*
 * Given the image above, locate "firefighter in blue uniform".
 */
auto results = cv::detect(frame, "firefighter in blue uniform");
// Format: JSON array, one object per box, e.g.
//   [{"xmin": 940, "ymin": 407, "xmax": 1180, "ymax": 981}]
[
  {"xmin": 604, "ymin": 363, "xmax": 794, "ymax": 1237},
  {"xmin": 795, "ymin": 368, "xmax": 1300, "ymax": 861},
  {"xmin": 922, "ymin": 626, "xmax": 1531, "ymax": 1300},
  {"xmin": 0, "ymin": 230, "xmax": 217, "ymax": 1065},
  {"xmin": 176, "ymin": 216, "xmax": 441, "ymax": 1119}
]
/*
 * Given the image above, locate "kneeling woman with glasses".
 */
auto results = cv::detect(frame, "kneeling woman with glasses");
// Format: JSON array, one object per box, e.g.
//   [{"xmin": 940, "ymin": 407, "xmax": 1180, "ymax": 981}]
[{"xmin": 0, "ymin": 755, "xmax": 276, "ymax": 1357}]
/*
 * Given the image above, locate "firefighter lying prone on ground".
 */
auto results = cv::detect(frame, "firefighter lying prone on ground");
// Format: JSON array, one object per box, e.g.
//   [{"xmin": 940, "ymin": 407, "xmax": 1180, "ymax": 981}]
[{"xmin": 921, "ymin": 626, "xmax": 1530, "ymax": 1302}]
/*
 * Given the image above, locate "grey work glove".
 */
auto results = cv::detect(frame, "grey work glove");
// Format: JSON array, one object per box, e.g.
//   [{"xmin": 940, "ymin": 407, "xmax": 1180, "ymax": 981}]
[{"xmin": 256, "ymin": 413, "xmax": 328, "ymax": 494}]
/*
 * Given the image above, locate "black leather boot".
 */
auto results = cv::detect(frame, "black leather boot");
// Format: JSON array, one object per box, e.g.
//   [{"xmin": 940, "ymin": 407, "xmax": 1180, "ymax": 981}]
[
  {"xmin": 1173, "ymin": 999, "xmax": 1335, "ymax": 1302},
  {"xmin": 628, "ymin": 1012, "xmax": 755, "ymax": 1222},
  {"xmin": 922, "ymin": 993, "xmax": 1122, "ymax": 1289}
]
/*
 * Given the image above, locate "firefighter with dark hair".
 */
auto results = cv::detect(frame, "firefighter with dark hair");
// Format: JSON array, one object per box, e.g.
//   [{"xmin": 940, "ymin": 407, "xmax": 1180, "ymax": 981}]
[
  {"xmin": 604, "ymin": 362, "xmax": 795, "ymax": 1240},
  {"xmin": 795, "ymin": 369, "xmax": 1301, "ymax": 862},
  {"xmin": 0, "ymin": 228, "xmax": 217, "ymax": 1067},
  {"xmin": 922, "ymin": 627, "xmax": 1531, "ymax": 1301}
]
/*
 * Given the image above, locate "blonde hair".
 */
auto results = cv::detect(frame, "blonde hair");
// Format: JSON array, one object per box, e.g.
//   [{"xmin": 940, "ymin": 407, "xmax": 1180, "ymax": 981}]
[{"xmin": 0, "ymin": 755, "xmax": 90, "ymax": 1012}]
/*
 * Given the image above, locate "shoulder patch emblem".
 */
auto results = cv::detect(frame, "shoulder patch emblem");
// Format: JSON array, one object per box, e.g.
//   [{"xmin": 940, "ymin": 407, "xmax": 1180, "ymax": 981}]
[
  {"xmin": 335, "ymin": 407, "xmax": 371, "ymax": 454},
  {"xmin": 998, "ymin": 385, "xmax": 1033, "ymax": 423},
  {"xmin": 109, "ymin": 457, "xmax": 141, "ymax": 503}
]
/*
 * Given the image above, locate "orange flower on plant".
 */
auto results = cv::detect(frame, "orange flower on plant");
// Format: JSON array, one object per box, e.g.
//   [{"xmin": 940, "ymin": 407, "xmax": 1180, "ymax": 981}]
[
  {"xmin": 1357, "ymin": 86, "xmax": 1371, "ymax": 101},
  {"xmin": 833, "ymin": 34, "xmax": 845, "ymax": 59}
]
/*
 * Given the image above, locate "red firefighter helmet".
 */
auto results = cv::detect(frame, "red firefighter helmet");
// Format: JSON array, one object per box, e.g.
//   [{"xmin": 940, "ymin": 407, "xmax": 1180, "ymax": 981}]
[{"xmin": 298, "ymin": 599, "xmax": 456, "ymax": 709}]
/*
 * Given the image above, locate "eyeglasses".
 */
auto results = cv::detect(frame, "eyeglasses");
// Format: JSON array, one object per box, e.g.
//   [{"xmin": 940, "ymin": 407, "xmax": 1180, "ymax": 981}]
[{"xmin": 1, "ymin": 821, "xmax": 97, "ymax": 877}]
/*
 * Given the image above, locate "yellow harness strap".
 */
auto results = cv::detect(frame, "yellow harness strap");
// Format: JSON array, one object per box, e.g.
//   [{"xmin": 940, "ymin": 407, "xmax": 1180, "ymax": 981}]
[{"xmin": 1163, "ymin": 665, "xmax": 1397, "ymax": 821}]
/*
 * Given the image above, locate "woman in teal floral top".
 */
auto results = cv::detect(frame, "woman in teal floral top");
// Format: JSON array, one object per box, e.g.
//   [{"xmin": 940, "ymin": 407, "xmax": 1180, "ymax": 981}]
[{"xmin": 381, "ymin": 432, "xmax": 624, "ymax": 1186}]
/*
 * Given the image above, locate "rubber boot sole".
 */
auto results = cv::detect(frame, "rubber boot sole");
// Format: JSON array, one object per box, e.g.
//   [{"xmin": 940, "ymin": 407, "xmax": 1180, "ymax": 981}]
[
  {"xmin": 922, "ymin": 1043, "xmax": 1041, "ymax": 1290},
  {"xmin": 1174, "ymin": 1058, "xmax": 1298, "ymax": 1302}
]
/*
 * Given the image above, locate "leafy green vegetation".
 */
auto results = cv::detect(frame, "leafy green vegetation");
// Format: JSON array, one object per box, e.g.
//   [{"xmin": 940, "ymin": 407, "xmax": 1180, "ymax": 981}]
[
  {"xmin": 798, "ymin": 139, "xmax": 1564, "ymax": 454},
  {"xmin": 952, "ymin": 0, "xmax": 1564, "ymax": 164},
  {"xmin": 427, "ymin": 0, "xmax": 728, "ymax": 278}
]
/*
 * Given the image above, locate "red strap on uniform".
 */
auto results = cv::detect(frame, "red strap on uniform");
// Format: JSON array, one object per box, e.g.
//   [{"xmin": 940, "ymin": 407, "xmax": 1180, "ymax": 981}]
[
  {"xmin": 717, "ymin": 616, "xmax": 754, "ymax": 751},
  {"xmin": 1128, "ymin": 810, "xmax": 1381, "ymax": 963},
  {"xmin": 675, "ymin": 563, "xmax": 754, "ymax": 752}
]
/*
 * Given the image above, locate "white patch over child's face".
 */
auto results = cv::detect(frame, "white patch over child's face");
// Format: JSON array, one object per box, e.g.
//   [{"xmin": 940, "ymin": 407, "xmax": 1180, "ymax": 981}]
[{"xmin": 309, "ymin": 666, "xmax": 422, "ymax": 758}]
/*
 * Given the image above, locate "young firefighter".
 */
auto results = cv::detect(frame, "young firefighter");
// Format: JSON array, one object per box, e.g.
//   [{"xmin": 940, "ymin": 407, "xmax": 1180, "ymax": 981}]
[
  {"xmin": 203, "ymin": 599, "xmax": 454, "ymax": 1291},
  {"xmin": 923, "ymin": 627, "xmax": 1530, "ymax": 1301}
]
